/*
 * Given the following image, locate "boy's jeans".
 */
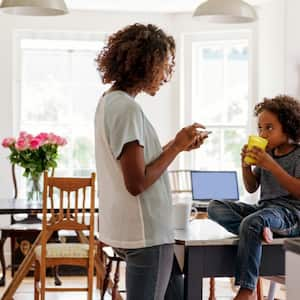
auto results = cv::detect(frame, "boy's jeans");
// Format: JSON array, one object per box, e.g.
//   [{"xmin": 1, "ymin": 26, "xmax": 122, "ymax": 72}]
[
  {"xmin": 114, "ymin": 244, "xmax": 183, "ymax": 300},
  {"xmin": 207, "ymin": 200, "xmax": 300, "ymax": 290}
]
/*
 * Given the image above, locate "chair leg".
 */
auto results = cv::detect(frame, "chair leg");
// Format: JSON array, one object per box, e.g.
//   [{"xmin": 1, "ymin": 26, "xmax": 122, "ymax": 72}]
[
  {"xmin": 96, "ymin": 261, "xmax": 101, "ymax": 290},
  {"xmin": 96, "ymin": 242, "xmax": 104, "ymax": 290},
  {"xmin": 34, "ymin": 260, "xmax": 40, "ymax": 300},
  {"xmin": 88, "ymin": 258, "xmax": 94, "ymax": 300},
  {"xmin": 257, "ymin": 277, "xmax": 264, "ymax": 300},
  {"xmin": 267, "ymin": 281, "xmax": 277, "ymax": 300},
  {"xmin": 53, "ymin": 266, "xmax": 62, "ymax": 286},
  {"xmin": 112, "ymin": 260, "xmax": 120, "ymax": 300},
  {"xmin": 10, "ymin": 236, "xmax": 16, "ymax": 277},
  {"xmin": 40, "ymin": 260, "xmax": 46, "ymax": 300},
  {"xmin": 101, "ymin": 258, "xmax": 112, "ymax": 300},
  {"xmin": 208, "ymin": 277, "xmax": 216, "ymax": 300},
  {"xmin": 0, "ymin": 235, "xmax": 7, "ymax": 286},
  {"xmin": 95, "ymin": 255, "xmax": 105, "ymax": 291}
]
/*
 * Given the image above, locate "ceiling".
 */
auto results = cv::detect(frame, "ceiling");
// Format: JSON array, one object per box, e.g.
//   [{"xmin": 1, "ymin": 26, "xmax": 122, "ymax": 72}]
[{"xmin": 66, "ymin": 0, "xmax": 273, "ymax": 13}]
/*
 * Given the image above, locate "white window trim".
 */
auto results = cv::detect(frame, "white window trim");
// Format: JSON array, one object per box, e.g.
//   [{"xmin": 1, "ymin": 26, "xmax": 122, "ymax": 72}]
[
  {"xmin": 180, "ymin": 29, "xmax": 258, "ymax": 170},
  {"xmin": 12, "ymin": 30, "xmax": 107, "ymax": 194},
  {"xmin": 13, "ymin": 30, "xmax": 107, "ymax": 138}
]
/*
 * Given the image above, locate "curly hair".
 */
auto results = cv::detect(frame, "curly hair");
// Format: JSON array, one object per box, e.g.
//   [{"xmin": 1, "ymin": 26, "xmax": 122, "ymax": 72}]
[
  {"xmin": 96, "ymin": 23, "xmax": 175, "ymax": 94},
  {"xmin": 254, "ymin": 95, "xmax": 300, "ymax": 142}
]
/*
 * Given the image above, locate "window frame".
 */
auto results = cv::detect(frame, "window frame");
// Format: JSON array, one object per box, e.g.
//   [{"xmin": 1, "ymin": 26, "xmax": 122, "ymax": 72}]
[
  {"xmin": 13, "ymin": 30, "xmax": 107, "ymax": 196},
  {"xmin": 181, "ymin": 30, "xmax": 257, "ymax": 170}
]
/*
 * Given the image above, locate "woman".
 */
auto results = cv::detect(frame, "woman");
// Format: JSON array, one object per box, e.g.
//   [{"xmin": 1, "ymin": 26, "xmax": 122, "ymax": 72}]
[{"xmin": 95, "ymin": 23, "xmax": 208, "ymax": 300}]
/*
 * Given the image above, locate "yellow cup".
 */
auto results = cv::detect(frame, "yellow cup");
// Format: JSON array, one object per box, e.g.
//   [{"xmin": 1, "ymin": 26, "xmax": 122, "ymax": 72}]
[{"xmin": 244, "ymin": 136, "xmax": 268, "ymax": 165}]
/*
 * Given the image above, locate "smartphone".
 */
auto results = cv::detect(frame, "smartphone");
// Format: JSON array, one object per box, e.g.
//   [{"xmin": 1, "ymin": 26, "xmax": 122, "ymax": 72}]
[{"xmin": 200, "ymin": 130, "xmax": 212, "ymax": 138}]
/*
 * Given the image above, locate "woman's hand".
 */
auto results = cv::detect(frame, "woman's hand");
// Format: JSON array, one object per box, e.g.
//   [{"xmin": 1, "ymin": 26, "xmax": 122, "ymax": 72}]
[
  {"xmin": 185, "ymin": 133, "xmax": 208, "ymax": 151},
  {"xmin": 173, "ymin": 123, "xmax": 206, "ymax": 152}
]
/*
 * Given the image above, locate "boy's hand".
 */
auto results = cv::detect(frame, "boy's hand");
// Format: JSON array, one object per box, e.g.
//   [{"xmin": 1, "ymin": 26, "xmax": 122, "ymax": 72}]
[
  {"xmin": 241, "ymin": 144, "xmax": 251, "ymax": 168},
  {"xmin": 246, "ymin": 146, "xmax": 275, "ymax": 170}
]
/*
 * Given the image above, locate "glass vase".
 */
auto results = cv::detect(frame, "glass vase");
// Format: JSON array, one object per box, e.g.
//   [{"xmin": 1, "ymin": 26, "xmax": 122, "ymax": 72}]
[{"xmin": 26, "ymin": 173, "xmax": 43, "ymax": 203}]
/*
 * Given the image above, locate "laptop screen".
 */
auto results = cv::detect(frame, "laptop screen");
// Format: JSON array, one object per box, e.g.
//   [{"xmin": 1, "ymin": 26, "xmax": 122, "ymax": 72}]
[{"xmin": 191, "ymin": 171, "xmax": 239, "ymax": 202}]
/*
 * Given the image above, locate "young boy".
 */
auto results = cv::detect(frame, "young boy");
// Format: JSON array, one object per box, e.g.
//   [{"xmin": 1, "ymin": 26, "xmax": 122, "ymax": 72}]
[{"xmin": 208, "ymin": 95, "xmax": 300, "ymax": 300}]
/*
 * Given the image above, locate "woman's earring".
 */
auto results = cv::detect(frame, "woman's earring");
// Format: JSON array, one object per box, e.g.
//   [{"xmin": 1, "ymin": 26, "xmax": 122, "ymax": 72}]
[{"xmin": 288, "ymin": 138, "xmax": 296, "ymax": 144}]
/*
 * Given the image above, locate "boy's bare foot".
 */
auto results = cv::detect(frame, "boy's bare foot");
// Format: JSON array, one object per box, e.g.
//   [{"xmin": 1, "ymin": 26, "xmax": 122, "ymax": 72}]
[
  {"xmin": 262, "ymin": 227, "xmax": 273, "ymax": 243},
  {"xmin": 233, "ymin": 288, "xmax": 257, "ymax": 300}
]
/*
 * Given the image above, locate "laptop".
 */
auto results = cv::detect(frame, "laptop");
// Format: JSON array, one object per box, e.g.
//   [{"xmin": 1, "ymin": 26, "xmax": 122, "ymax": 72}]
[{"xmin": 191, "ymin": 170, "xmax": 239, "ymax": 208}]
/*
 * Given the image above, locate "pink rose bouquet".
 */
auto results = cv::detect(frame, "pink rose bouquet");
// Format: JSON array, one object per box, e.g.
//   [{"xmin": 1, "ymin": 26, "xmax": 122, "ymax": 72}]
[{"xmin": 2, "ymin": 131, "xmax": 67, "ymax": 179}]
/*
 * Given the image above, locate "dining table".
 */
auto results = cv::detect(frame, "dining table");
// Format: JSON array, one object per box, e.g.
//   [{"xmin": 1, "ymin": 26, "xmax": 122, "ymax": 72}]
[
  {"xmin": 174, "ymin": 219, "xmax": 285, "ymax": 300},
  {"xmin": 0, "ymin": 197, "xmax": 101, "ymax": 300},
  {"xmin": 0, "ymin": 198, "xmax": 47, "ymax": 286}
]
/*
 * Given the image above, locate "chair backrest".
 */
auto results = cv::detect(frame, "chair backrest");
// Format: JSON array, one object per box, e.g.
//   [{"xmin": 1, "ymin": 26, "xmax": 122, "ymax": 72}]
[
  {"xmin": 41, "ymin": 171, "xmax": 96, "ymax": 245},
  {"xmin": 168, "ymin": 170, "xmax": 192, "ymax": 194}
]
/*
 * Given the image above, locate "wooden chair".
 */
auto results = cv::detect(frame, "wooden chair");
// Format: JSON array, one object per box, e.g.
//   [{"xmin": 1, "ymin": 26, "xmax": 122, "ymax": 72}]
[
  {"xmin": 168, "ymin": 169, "xmax": 192, "ymax": 194},
  {"xmin": 100, "ymin": 244, "xmax": 125, "ymax": 300},
  {"xmin": 0, "ymin": 165, "xmax": 60, "ymax": 286},
  {"xmin": 34, "ymin": 171, "xmax": 96, "ymax": 300}
]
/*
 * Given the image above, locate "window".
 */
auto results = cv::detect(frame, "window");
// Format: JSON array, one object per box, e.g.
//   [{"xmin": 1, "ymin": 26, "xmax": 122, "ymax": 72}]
[
  {"xmin": 15, "ymin": 33, "xmax": 105, "ymax": 196},
  {"xmin": 182, "ymin": 31, "xmax": 255, "ymax": 196}
]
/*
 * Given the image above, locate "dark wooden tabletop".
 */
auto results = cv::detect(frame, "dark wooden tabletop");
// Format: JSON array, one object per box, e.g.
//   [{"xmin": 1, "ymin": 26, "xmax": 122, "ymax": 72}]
[
  {"xmin": 0, "ymin": 198, "xmax": 98, "ymax": 215},
  {"xmin": 0, "ymin": 198, "xmax": 43, "ymax": 214}
]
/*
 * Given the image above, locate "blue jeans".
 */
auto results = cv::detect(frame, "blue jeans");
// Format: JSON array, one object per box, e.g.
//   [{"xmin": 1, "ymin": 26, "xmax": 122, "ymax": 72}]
[
  {"xmin": 114, "ymin": 244, "xmax": 183, "ymax": 300},
  {"xmin": 207, "ymin": 200, "xmax": 300, "ymax": 291}
]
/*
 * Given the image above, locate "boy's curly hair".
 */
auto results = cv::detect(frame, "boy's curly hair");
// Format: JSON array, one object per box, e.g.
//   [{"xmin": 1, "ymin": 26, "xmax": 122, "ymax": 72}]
[
  {"xmin": 254, "ymin": 95, "xmax": 300, "ymax": 142},
  {"xmin": 96, "ymin": 23, "xmax": 175, "ymax": 94}
]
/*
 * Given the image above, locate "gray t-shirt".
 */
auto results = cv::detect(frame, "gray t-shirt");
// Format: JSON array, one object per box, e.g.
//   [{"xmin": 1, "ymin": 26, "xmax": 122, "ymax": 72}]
[
  {"xmin": 95, "ymin": 90, "xmax": 174, "ymax": 249},
  {"xmin": 254, "ymin": 145, "xmax": 300, "ymax": 212}
]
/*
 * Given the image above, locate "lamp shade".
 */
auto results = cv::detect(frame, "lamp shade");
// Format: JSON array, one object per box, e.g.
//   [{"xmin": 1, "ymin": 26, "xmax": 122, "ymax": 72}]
[
  {"xmin": 193, "ymin": 0, "xmax": 257, "ymax": 23},
  {"xmin": 0, "ymin": 0, "xmax": 68, "ymax": 16}
]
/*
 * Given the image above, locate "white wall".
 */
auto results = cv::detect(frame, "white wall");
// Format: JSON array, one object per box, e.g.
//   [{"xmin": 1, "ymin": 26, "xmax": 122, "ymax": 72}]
[
  {"xmin": 251, "ymin": 0, "xmax": 300, "ymax": 120},
  {"xmin": 256, "ymin": 0, "xmax": 285, "ymax": 99},
  {"xmin": 285, "ymin": 0, "xmax": 300, "ymax": 98}
]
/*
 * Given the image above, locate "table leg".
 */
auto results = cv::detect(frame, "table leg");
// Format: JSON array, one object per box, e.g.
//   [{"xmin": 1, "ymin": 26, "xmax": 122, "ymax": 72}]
[
  {"xmin": 1, "ymin": 231, "xmax": 52, "ymax": 300},
  {"xmin": 184, "ymin": 247, "xmax": 204, "ymax": 300},
  {"xmin": 184, "ymin": 272, "xmax": 203, "ymax": 300},
  {"xmin": 0, "ymin": 234, "xmax": 8, "ymax": 286}
]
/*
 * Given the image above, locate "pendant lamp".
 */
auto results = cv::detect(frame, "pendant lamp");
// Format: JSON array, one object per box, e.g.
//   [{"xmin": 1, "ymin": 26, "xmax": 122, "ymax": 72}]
[
  {"xmin": 193, "ymin": 0, "xmax": 257, "ymax": 23},
  {"xmin": 0, "ymin": 0, "xmax": 68, "ymax": 16}
]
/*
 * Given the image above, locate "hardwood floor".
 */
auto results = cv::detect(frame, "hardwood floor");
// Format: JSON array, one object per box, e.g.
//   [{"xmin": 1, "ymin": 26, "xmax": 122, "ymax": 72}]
[{"xmin": 0, "ymin": 267, "xmax": 286, "ymax": 299}]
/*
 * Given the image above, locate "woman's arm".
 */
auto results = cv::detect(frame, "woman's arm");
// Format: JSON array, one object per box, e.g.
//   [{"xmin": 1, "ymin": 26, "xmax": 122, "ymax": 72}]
[
  {"xmin": 119, "ymin": 124, "xmax": 205, "ymax": 196},
  {"xmin": 162, "ymin": 140, "xmax": 174, "ymax": 151}
]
